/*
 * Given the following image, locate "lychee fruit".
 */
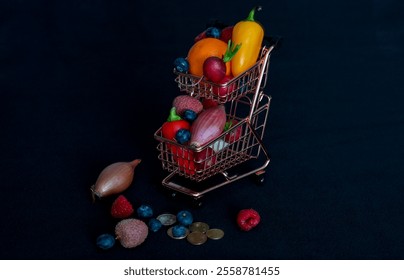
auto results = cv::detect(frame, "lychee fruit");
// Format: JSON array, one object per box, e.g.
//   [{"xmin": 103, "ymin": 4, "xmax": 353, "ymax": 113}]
[
  {"xmin": 115, "ymin": 218, "xmax": 148, "ymax": 248},
  {"xmin": 172, "ymin": 95, "xmax": 203, "ymax": 116}
]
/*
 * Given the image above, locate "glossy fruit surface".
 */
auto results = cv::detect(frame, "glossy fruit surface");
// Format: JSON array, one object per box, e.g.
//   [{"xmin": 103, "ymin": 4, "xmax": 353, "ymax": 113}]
[
  {"xmin": 203, "ymin": 56, "xmax": 226, "ymax": 83},
  {"xmin": 177, "ymin": 210, "xmax": 193, "ymax": 226},
  {"xmin": 175, "ymin": 129, "xmax": 191, "ymax": 144},
  {"xmin": 187, "ymin": 38, "xmax": 230, "ymax": 77},
  {"xmin": 174, "ymin": 57, "xmax": 189, "ymax": 73},
  {"xmin": 212, "ymin": 75, "xmax": 235, "ymax": 98}
]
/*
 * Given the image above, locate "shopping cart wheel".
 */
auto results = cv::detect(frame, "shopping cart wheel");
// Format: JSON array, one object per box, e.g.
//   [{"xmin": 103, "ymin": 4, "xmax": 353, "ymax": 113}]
[{"xmin": 253, "ymin": 170, "xmax": 266, "ymax": 185}]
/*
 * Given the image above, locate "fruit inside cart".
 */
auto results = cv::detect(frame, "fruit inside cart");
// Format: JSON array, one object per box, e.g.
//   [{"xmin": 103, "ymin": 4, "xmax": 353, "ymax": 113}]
[{"xmin": 154, "ymin": 7, "xmax": 280, "ymax": 204}]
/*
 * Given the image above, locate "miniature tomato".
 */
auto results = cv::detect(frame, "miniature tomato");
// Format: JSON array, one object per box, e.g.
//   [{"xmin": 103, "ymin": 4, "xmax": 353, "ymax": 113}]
[{"xmin": 162, "ymin": 107, "xmax": 190, "ymax": 141}]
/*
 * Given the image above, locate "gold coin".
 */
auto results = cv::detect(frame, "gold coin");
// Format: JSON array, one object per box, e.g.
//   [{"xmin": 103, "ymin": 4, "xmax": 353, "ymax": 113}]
[
  {"xmin": 187, "ymin": 231, "xmax": 207, "ymax": 245},
  {"xmin": 157, "ymin": 213, "xmax": 177, "ymax": 226},
  {"xmin": 167, "ymin": 227, "xmax": 189, "ymax": 240},
  {"xmin": 206, "ymin": 228, "xmax": 224, "ymax": 240},
  {"xmin": 189, "ymin": 222, "xmax": 209, "ymax": 233}
]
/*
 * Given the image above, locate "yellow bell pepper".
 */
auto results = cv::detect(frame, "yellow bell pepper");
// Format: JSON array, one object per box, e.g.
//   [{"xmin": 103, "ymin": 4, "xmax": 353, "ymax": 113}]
[{"xmin": 231, "ymin": 6, "xmax": 264, "ymax": 77}]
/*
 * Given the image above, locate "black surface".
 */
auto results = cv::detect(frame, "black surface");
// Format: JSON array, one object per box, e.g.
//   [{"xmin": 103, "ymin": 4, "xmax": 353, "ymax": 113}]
[{"xmin": 1, "ymin": 0, "xmax": 404, "ymax": 259}]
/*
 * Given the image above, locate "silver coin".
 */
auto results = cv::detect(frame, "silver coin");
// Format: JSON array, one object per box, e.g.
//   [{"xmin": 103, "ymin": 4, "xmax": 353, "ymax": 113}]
[
  {"xmin": 206, "ymin": 228, "xmax": 224, "ymax": 240},
  {"xmin": 187, "ymin": 231, "xmax": 207, "ymax": 245},
  {"xmin": 167, "ymin": 227, "xmax": 189, "ymax": 240},
  {"xmin": 157, "ymin": 213, "xmax": 177, "ymax": 226},
  {"xmin": 189, "ymin": 222, "xmax": 209, "ymax": 233}
]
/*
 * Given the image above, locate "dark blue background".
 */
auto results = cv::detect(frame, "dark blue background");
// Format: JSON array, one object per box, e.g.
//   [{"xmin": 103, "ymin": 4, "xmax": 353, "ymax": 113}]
[{"xmin": 1, "ymin": 0, "xmax": 403, "ymax": 259}]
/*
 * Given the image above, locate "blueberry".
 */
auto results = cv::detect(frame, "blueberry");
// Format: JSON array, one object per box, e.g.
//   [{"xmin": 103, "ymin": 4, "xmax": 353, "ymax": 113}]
[
  {"xmin": 172, "ymin": 225, "xmax": 187, "ymax": 237},
  {"xmin": 96, "ymin": 233, "xmax": 115, "ymax": 250},
  {"xmin": 175, "ymin": 129, "xmax": 191, "ymax": 144},
  {"xmin": 174, "ymin": 57, "xmax": 189, "ymax": 73},
  {"xmin": 183, "ymin": 110, "xmax": 197, "ymax": 122},
  {"xmin": 177, "ymin": 210, "xmax": 193, "ymax": 226},
  {"xmin": 148, "ymin": 218, "xmax": 163, "ymax": 232},
  {"xmin": 137, "ymin": 204, "xmax": 154, "ymax": 218},
  {"xmin": 206, "ymin": 27, "xmax": 221, "ymax": 39}
]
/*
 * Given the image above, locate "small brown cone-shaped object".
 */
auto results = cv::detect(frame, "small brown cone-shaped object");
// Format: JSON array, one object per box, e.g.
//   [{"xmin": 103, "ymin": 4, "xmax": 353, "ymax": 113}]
[
  {"xmin": 115, "ymin": 219, "xmax": 148, "ymax": 248},
  {"xmin": 91, "ymin": 159, "xmax": 141, "ymax": 201}
]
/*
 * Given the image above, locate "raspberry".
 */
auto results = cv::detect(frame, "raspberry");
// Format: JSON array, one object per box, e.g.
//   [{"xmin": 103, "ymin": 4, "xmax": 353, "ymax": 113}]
[{"xmin": 111, "ymin": 195, "xmax": 134, "ymax": 219}]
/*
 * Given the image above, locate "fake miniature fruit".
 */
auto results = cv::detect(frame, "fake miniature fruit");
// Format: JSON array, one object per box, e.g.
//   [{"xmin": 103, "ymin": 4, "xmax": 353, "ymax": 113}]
[
  {"xmin": 172, "ymin": 95, "xmax": 203, "ymax": 116},
  {"xmin": 177, "ymin": 210, "xmax": 193, "ymax": 226},
  {"xmin": 190, "ymin": 105, "xmax": 227, "ymax": 148},
  {"xmin": 187, "ymin": 38, "xmax": 231, "ymax": 77},
  {"xmin": 237, "ymin": 208, "xmax": 261, "ymax": 231},
  {"xmin": 91, "ymin": 159, "xmax": 141, "ymax": 201},
  {"xmin": 212, "ymin": 75, "xmax": 236, "ymax": 98},
  {"xmin": 96, "ymin": 233, "xmax": 115, "ymax": 250},
  {"xmin": 202, "ymin": 98, "xmax": 219, "ymax": 109},
  {"xmin": 182, "ymin": 109, "xmax": 197, "ymax": 122},
  {"xmin": 231, "ymin": 6, "xmax": 265, "ymax": 76},
  {"xmin": 205, "ymin": 27, "xmax": 221, "ymax": 38},
  {"xmin": 175, "ymin": 129, "xmax": 191, "ymax": 144},
  {"xmin": 172, "ymin": 225, "xmax": 188, "ymax": 237},
  {"xmin": 137, "ymin": 204, "xmax": 154, "ymax": 218},
  {"xmin": 172, "ymin": 146, "xmax": 195, "ymax": 175},
  {"xmin": 203, "ymin": 56, "xmax": 226, "ymax": 83},
  {"xmin": 173, "ymin": 57, "xmax": 189, "ymax": 73},
  {"xmin": 111, "ymin": 195, "xmax": 134, "ymax": 219},
  {"xmin": 224, "ymin": 119, "xmax": 243, "ymax": 143},
  {"xmin": 172, "ymin": 146, "xmax": 216, "ymax": 175},
  {"xmin": 194, "ymin": 147, "xmax": 216, "ymax": 170},
  {"xmin": 115, "ymin": 219, "xmax": 148, "ymax": 248},
  {"xmin": 203, "ymin": 40, "xmax": 240, "ymax": 83},
  {"xmin": 161, "ymin": 107, "xmax": 190, "ymax": 141},
  {"xmin": 148, "ymin": 218, "xmax": 162, "ymax": 233},
  {"xmin": 219, "ymin": 25, "xmax": 234, "ymax": 43}
]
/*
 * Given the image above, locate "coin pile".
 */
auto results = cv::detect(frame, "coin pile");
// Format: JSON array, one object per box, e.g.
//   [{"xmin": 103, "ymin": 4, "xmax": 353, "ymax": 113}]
[{"xmin": 169, "ymin": 220, "xmax": 224, "ymax": 245}]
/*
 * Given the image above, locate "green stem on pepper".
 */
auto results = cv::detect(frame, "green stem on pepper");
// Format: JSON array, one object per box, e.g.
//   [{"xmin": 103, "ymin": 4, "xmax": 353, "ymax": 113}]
[
  {"xmin": 246, "ymin": 6, "xmax": 262, "ymax": 22},
  {"xmin": 167, "ymin": 107, "xmax": 182, "ymax": 122}
]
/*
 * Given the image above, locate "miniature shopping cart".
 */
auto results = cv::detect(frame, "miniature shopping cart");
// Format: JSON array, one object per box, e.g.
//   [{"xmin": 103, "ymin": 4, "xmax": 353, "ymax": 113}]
[{"xmin": 154, "ymin": 40, "xmax": 278, "ymax": 206}]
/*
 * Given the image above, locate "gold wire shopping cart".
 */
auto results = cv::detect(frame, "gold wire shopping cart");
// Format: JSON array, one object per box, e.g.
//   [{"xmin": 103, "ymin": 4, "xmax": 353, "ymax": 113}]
[{"xmin": 154, "ymin": 41, "xmax": 278, "ymax": 206}]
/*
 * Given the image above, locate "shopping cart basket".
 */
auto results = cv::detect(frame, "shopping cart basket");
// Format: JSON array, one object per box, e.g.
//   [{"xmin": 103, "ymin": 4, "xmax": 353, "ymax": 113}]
[{"xmin": 154, "ymin": 40, "xmax": 278, "ymax": 205}]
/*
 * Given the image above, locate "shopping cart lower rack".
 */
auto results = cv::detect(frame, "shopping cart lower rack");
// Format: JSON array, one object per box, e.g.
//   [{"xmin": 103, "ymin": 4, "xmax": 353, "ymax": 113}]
[{"xmin": 154, "ymin": 43, "xmax": 276, "ymax": 205}]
